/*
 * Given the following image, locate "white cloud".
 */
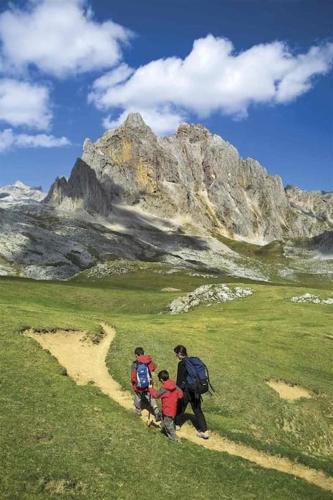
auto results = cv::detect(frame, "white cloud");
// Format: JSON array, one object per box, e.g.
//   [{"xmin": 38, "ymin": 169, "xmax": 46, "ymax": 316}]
[
  {"xmin": 0, "ymin": 78, "xmax": 51, "ymax": 129},
  {"xmin": 0, "ymin": 128, "xmax": 13, "ymax": 152},
  {"xmin": 93, "ymin": 63, "xmax": 134, "ymax": 90},
  {"xmin": 0, "ymin": 0, "xmax": 132, "ymax": 77},
  {"xmin": 0, "ymin": 128, "xmax": 70, "ymax": 152},
  {"xmin": 275, "ymin": 45, "xmax": 333, "ymax": 102},
  {"xmin": 89, "ymin": 35, "xmax": 333, "ymax": 134}
]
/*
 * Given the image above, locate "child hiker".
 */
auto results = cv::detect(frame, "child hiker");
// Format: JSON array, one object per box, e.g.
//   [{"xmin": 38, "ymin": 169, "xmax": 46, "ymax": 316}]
[
  {"xmin": 149, "ymin": 370, "xmax": 183, "ymax": 441},
  {"xmin": 130, "ymin": 347, "xmax": 161, "ymax": 422}
]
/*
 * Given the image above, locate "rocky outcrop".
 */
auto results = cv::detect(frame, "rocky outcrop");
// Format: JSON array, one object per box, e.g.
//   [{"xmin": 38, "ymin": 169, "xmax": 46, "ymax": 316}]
[
  {"xmin": 46, "ymin": 113, "xmax": 333, "ymax": 244},
  {"xmin": 169, "ymin": 284, "xmax": 253, "ymax": 314},
  {"xmin": 290, "ymin": 293, "xmax": 333, "ymax": 304}
]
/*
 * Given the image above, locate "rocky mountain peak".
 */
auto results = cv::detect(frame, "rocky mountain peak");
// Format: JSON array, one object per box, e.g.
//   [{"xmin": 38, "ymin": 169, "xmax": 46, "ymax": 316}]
[
  {"xmin": 123, "ymin": 112, "xmax": 145, "ymax": 126},
  {"xmin": 45, "ymin": 113, "xmax": 333, "ymax": 244},
  {"xmin": 14, "ymin": 180, "xmax": 29, "ymax": 189},
  {"xmin": 122, "ymin": 112, "xmax": 153, "ymax": 132}
]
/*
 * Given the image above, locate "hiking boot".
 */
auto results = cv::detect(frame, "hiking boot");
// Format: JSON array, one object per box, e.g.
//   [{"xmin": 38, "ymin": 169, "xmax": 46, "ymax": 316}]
[{"xmin": 197, "ymin": 431, "xmax": 209, "ymax": 440}]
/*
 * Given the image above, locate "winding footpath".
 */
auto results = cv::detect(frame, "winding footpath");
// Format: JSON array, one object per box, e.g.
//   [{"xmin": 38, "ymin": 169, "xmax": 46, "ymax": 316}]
[{"xmin": 26, "ymin": 322, "xmax": 333, "ymax": 493}]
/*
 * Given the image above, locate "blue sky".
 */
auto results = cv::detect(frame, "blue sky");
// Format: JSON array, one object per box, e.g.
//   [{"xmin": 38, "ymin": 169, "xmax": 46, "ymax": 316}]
[{"xmin": 0, "ymin": 0, "xmax": 332, "ymax": 191}]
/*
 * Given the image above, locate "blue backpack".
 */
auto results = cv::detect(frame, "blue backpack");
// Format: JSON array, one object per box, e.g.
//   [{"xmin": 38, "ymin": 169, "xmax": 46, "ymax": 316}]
[
  {"xmin": 183, "ymin": 357, "xmax": 214, "ymax": 395},
  {"xmin": 136, "ymin": 362, "xmax": 151, "ymax": 390}
]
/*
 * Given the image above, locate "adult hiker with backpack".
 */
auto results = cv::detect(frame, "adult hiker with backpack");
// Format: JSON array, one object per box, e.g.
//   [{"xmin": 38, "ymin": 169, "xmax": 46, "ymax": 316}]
[
  {"xmin": 130, "ymin": 347, "xmax": 161, "ymax": 422},
  {"xmin": 174, "ymin": 344, "xmax": 213, "ymax": 440}
]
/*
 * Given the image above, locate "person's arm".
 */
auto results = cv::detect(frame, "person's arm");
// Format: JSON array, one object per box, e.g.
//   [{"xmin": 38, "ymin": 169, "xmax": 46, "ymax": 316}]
[
  {"xmin": 130, "ymin": 362, "xmax": 137, "ymax": 391},
  {"xmin": 176, "ymin": 386, "xmax": 184, "ymax": 399},
  {"xmin": 148, "ymin": 360, "xmax": 157, "ymax": 373},
  {"xmin": 149, "ymin": 386, "xmax": 166, "ymax": 399},
  {"xmin": 176, "ymin": 360, "xmax": 187, "ymax": 390}
]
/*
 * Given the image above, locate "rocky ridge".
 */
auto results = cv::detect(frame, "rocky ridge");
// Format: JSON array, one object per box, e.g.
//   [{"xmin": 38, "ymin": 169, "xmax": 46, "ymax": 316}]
[
  {"xmin": 47, "ymin": 113, "xmax": 333, "ymax": 244},
  {"xmin": 0, "ymin": 113, "xmax": 332, "ymax": 281}
]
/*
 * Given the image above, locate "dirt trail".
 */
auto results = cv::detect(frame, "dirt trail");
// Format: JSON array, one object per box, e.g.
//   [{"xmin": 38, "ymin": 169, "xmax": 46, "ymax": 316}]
[{"xmin": 26, "ymin": 323, "xmax": 333, "ymax": 493}]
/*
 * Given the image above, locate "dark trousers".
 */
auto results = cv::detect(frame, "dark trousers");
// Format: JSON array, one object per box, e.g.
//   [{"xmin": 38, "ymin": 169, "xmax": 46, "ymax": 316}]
[{"xmin": 175, "ymin": 390, "xmax": 207, "ymax": 432}]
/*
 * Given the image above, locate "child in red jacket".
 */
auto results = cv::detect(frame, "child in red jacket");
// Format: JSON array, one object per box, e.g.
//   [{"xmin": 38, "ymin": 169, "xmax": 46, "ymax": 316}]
[
  {"xmin": 130, "ymin": 347, "xmax": 161, "ymax": 421},
  {"xmin": 149, "ymin": 370, "xmax": 183, "ymax": 441}
]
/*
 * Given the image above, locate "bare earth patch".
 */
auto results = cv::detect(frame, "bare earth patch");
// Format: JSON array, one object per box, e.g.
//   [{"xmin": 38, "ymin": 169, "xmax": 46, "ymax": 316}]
[
  {"xmin": 42, "ymin": 479, "xmax": 85, "ymax": 495},
  {"xmin": 25, "ymin": 324, "xmax": 333, "ymax": 493},
  {"xmin": 266, "ymin": 380, "xmax": 313, "ymax": 401},
  {"xmin": 161, "ymin": 287, "xmax": 181, "ymax": 292}
]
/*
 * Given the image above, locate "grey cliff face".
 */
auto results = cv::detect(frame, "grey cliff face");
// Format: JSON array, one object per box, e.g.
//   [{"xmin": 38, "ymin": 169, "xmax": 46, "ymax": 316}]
[
  {"xmin": 46, "ymin": 113, "xmax": 332, "ymax": 244},
  {"xmin": 45, "ymin": 159, "xmax": 110, "ymax": 215},
  {"xmin": 285, "ymin": 186, "xmax": 333, "ymax": 238}
]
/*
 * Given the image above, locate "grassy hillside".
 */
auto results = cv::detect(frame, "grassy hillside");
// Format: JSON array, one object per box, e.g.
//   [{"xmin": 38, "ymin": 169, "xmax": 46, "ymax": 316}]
[{"xmin": 0, "ymin": 269, "xmax": 332, "ymax": 499}]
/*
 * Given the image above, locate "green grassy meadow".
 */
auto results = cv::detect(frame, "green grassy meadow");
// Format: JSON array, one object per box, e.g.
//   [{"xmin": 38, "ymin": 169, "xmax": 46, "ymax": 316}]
[{"xmin": 0, "ymin": 269, "xmax": 332, "ymax": 499}]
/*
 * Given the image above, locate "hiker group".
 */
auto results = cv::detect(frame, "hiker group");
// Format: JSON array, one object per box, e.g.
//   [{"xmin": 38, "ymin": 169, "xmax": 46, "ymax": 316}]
[{"xmin": 130, "ymin": 345, "xmax": 213, "ymax": 441}]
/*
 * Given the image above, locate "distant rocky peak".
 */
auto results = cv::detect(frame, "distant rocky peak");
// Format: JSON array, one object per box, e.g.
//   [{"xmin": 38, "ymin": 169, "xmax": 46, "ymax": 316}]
[
  {"xmin": 0, "ymin": 180, "xmax": 46, "ymax": 204},
  {"xmin": 14, "ymin": 180, "xmax": 30, "ymax": 189}
]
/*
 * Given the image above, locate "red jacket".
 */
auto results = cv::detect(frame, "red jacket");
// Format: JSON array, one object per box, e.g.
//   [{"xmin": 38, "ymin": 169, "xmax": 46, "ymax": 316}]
[
  {"xmin": 149, "ymin": 380, "xmax": 183, "ymax": 417},
  {"xmin": 131, "ymin": 355, "xmax": 157, "ymax": 393}
]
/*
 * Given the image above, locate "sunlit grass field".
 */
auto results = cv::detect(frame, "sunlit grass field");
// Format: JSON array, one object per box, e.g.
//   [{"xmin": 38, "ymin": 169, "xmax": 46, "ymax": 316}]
[{"xmin": 0, "ymin": 269, "xmax": 332, "ymax": 499}]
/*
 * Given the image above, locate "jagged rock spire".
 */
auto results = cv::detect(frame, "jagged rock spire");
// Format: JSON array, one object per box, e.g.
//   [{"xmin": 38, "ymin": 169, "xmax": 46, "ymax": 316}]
[{"xmin": 123, "ymin": 112, "xmax": 148, "ymax": 129}]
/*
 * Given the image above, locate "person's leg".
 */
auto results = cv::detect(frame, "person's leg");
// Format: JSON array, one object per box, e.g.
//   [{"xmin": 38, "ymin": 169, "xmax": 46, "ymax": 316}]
[
  {"xmin": 143, "ymin": 392, "xmax": 161, "ymax": 421},
  {"xmin": 160, "ymin": 416, "xmax": 167, "ymax": 434},
  {"xmin": 175, "ymin": 391, "xmax": 189, "ymax": 426},
  {"xmin": 133, "ymin": 393, "xmax": 142, "ymax": 415},
  {"xmin": 149, "ymin": 395, "xmax": 160, "ymax": 415},
  {"xmin": 189, "ymin": 393, "xmax": 208, "ymax": 433},
  {"xmin": 163, "ymin": 416, "xmax": 177, "ymax": 441}
]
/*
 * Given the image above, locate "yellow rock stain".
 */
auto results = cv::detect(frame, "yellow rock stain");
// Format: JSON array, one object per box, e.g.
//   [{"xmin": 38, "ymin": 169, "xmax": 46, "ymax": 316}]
[
  {"xmin": 136, "ymin": 157, "xmax": 157, "ymax": 193},
  {"xmin": 107, "ymin": 137, "xmax": 133, "ymax": 164}
]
